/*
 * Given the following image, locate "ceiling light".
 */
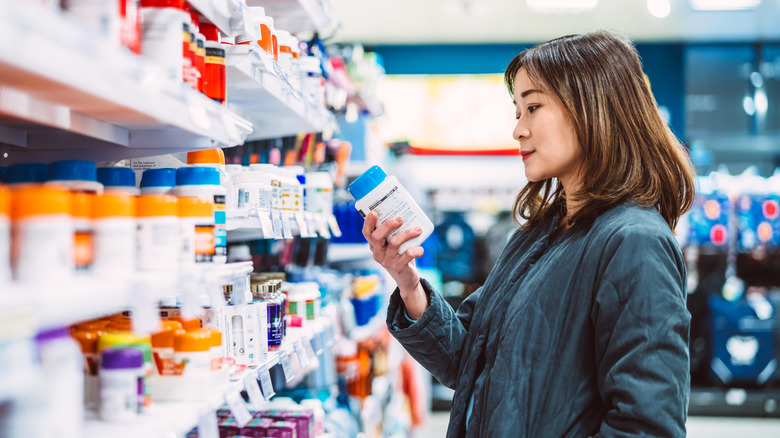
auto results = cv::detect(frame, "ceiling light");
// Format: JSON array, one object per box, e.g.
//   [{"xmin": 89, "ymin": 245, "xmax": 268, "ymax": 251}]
[
  {"xmin": 689, "ymin": 0, "xmax": 761, "ymax": 11},
  {"xmin": 648, "ymin": 0, "xmax": 672, "ymax": 17},
  {"xmin": 526, "ymin": 0, "xmax": 598, "ymax": 14}
]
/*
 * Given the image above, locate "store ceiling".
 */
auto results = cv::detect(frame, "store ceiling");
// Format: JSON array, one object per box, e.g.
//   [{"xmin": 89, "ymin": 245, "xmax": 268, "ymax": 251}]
[{"xmin": 330, "ymin": 0, "xmax": 780, "ymax": 44}]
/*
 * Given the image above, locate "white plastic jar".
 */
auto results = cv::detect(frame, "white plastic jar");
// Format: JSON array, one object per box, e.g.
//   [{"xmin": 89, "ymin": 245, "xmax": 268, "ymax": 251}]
[
  {"xmin": 171, "ymin": 167, "xmax": 227, "ymax": 263},
  {"xmin": 233, "ymin": 170, "xmax": 272, "ymax": 210},
  {"xmin": 99, "ymin": 347, "xmax": 144, "ymax": 421},
  {"xmin": 173, "ymin": 329, "xmax": 214, "ymax": 376},
  {"xmin": 10, "ymin": 185, "xmax": 74, "ymax": 283},
  {"xmin": 92, "ymin": 192, "xmax": 137, "ymax": 278},
  {"xmin": 285, "ymin": 281, "xmax": 320, "ymax": 323},
  {"xmin": 135, "ymin": 194, "xmax": 180, "ymax": 272},
  {"xmin": 35, "ymin": 327, "xmax": 85, "ymax": 438},
  {"xmin": 348, "ymin": 165, "xmax": 434, "ymax": 255},
  {"xmin": 250, "ymin": 164, "xmax": 281, "ymax": 211},
  {"xmin": 224, "ymin": 164, "xmax": 245, "ymax": 210},
  {"xmin": 304, "ymin": 171, "xmax": 334, "ymax": 215},
  {"xmin": 139, "ymin": 1, "xmax": 188, "ymax": 83},
  {"xmin": 283, "ymin": 166, "xmax": 305, "ymax": 213}
]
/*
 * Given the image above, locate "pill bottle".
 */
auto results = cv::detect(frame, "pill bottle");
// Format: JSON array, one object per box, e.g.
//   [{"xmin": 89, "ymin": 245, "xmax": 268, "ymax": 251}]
[
  {"xmin": 178, "ymin": 196, "xmax": 215, "ymax": 266},
  {"xmin": 173, "ymin": 329, "xmax": 213, "ymax": 375},
  {"xmin": 348, "ymin": 165, "xmax": 434, "ymax": 255},
  {"xmin": 72, "ymin": 328, "xmax": 103, "ymax": 377},
  {"xmin": 10, "ymin": 185, "xmax": 73, "ymax": 282},
  {"xmin": 151, "ymin": 320, "xmax": 185, "ymax": 375},
  {"xmin": 99, "ymin": 347, "xmax": 144, "ymax": 421},
  {"xmin": 136, "ymin": 194, "xmax": 179, "ymax": 271},
  {"xmin": 35, "ymin": 327, "xmax": 85, "ymax": 438},
  {"xmin": 204, "ymin": 39, "xmax": 226, "ymax": 103},
  {"xmin": 64, "ymin": 0, "xmax": 121, "ymax": 46},
  {"xmin": 253, "ymin": 283, "xmax": 282, "ymax": 351},
  {"xmin": 170, "ymin": 315, "xmax": 201, "ymax": 330},
  {"xmin": 187, "ymin": 149, "xmax": 230, "ymax": 202},
  {"xmin": 0, "ymin": 185, "xmax": 9, "ymax": 283},
  {"xmin": 172, "ymin": 167, "xmax": 226, "ymax": 263},
  {"xmin": 6, "ymin": 163, "xmax": 48, "ymax": 185},
  {"xmin": 98, "ymin": 167, "xmax": 140, "ymax": 195},
  {"xmin": 47, "ymin": 160, "xmax": 104, "ymax": 193},
  {"xmin": 119, "ymin": 0, "xmax": 142, "ymax": 54},
  {"xmin": 249, "ymin": 164, "xmax": 279, "ymax": 210},
  {"xmin": 92, "ymin": 192, "xmax": 136, "ymax": 278},
  {"xmin": 299, "ymin": 56, "xmax": 324, "ymax": 106},
  {"xmin": 139, "ymin": 0, "xmax": 188, "ymax": 83},
  {"xmin": 140, "ymin": 168, "xmax": 176, "ymax": 194},
  {"xmin": 304, "ymin": 171, "xmax": 334, "ymax": 215},
  {"xmin": 195, "ymin": 33, "xmax": 206, "ymax": 92},
  {"xmin": 71, "ymin": 192, "xmax": 95, "ymax": 273},
  {"xmin": 233, "ymin": 170, "xmax": 272, "ymax": 210},
  {"xmin": 236, "ymin": 7, "xmax": 273, "ymax": 56},
  {"xmin": 225, "ymin": 164, "xmax": 245, "ymax": 209},
  {"xmin": 97, "ymin": 332, "xmax": 154, "ymax": 408},
  {"xmin": 285, "ymin": 281, "xmax": 320, "ymax": 323},
  {"xmin": 284, "ymin": 166, "xmax": 305, "ymax": 213}
]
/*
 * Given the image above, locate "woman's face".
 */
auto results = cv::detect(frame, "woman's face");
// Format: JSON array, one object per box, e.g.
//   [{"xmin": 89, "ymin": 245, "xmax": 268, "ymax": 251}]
[{"xmin": 512, "ymin": 69, "xmax": 584, "ymax": 191}]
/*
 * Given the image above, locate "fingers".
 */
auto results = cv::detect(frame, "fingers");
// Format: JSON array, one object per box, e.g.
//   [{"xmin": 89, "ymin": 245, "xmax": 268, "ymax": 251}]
[
  {"xmin": 371, "ymin": 215, "xmax": 404, "ymax": 244},
  {"xmin": 362, "ymin": 211, "xmax": 378, "ymax": 242},
  {"xmin": 385, "ymin": 226, "xmax": 423, "ymax": 255}
]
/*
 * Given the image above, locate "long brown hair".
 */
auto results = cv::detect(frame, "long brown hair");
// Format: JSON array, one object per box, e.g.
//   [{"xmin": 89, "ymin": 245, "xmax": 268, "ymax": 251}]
[{"xmin": 504, "ymin": 31, "xmax": 695, "ymax": 230}]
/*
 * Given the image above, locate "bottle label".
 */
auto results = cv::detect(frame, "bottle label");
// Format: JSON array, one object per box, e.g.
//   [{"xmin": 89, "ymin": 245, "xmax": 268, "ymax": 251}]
[
  {"xmin": 213, "ymin": 194, "xmax": 226, "ymax": 257},
  {"xmin": 194, "ymin": 224, "xmax": 216, "ymax": 262}
]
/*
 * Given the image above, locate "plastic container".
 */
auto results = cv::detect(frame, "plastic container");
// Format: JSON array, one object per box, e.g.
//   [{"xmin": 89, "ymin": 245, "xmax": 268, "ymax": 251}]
[
  {"xmin": 283, "ymin": 166, "xmax": 305, "ymax": 213},
  {"xmin": 0, "ymin": 185, "xmax": 9, "ymax": 283},
  {"xmin": 178, "ymin": 196, "xmax": 215, "ymax": 266},
  {"xmin": 71, "ymin": 192, "xmax": 95, "ymax": 273},
  {"xmin": 119, "ymin": 0, "xmax": 142, "ymax": 54},
  {"xmin": 253, "ymin": 283, "xmax": 282, "ymax": 351},
  {"xmin": 233, "ymin": 170, "xmax": 272, "ymax": 210},
  {"xmin": 172, "ymin": 167, "xmax": 227, "ymax": 263},
  {"xmin": 10, "ymin": 185, "xmax": 73, "ymax": 282},
  {"xmin": 304, "ymin": 171, "xmax": 334, "ymax": 215},
  {"xmin": 140, "ymin": 168, "xmax": 176, "ymax": 194},
  {"xmin": 92, "ymin": 192, "xmax": 136, "ymax": 278},
  {"xmin": 204, "ymin": 40, "xmax": 226, "ymax": 103},
  {"xmin": 195, "ymin": 33, "xmax": 206, "ymax": 92},
  {"xmin": 348, "ymin": 165, "xmax": 434, "ymax": 255},
  {"xmin": 299, "ymin": 56, "xmax": 324, "ymax": 106},
  {"xmin": 139, "ymin": 0, "xmax": 188, "ymax": 83},
  {"xmin": 225, "ymin": 164, "xmax": 245, "ymax": 209},
  {"xmin": 99, "ymin": 347, "xmax": 144, "ymax": 421},
  {"xmin": 98, "ymin": 167, "xmax": 140, "ymax": 195},
  {"xmin": 249, "ymin": 164, "xmax": 280, "ymax": 210},
  {"xmin": 151, "ymin": 320, "xmax": 185, "ymax": 375},
  {"xmin": 285, "ymin": 281, "xmax": 320, "ymax": 323},
  {"xmin": 236, "ymin": 7, "xmax": 273, "ymax": 56},
  {"xmin": 35, "ymin": 327, "xmax": 84, "ymax": 438},
  {"xmin": 64, "ymin": 0, "xmax": 121, "ymax": 46},
  {"xmin": 173, "ymin": 329, "xmax": 214, "ymax": 375},
  {"xmin": 47, "ymin": 160, "xmax": 104, "ymax": 193},
  {"xmin": 136, "ymin": 194, "xmax": 180, "ymax": 271},
  {"xmin": 5, "ymin": 163, "xmax": 48, "ymax": 185}
]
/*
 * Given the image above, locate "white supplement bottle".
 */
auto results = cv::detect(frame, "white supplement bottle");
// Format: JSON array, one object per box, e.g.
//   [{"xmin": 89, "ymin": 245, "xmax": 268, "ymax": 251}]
[
  {"xmin": 99, "ymin": 347, "xmax": 144, "ymax": 421},
  {"xmin": 135, "ymin": 194, "xmax": 180, "ymax": 272},
  {"xmin": 92, "ymin": 192, "xmax": 137, "ymax": 278},
  {"xmin": 171, "ymin": 167, "xmax": 227, "ymax": 263},
  {"xmin": 348, "ymin": 165, "xmax": 434, "ymax": 255}
]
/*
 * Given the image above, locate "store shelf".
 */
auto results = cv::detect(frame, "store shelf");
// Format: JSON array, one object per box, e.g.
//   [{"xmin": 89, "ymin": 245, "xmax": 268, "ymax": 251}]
[
  {"xmin": 689, "ymin": 387, "xmax": 780, "ymax": 418},
  {"xmin": 0, "ymin": 1, "xmax": 252, "ymax": 164},
  {"xmin": 247, "ymin": 0, "xmax": 334, "ymax": 33},
  {"xmin": 189, "ymin": 0, "xmax": 235, "ymax": 35},
  {"xmin": 226, "ymin": 208, "xmax": 332, "ymax": 241},
  {"xmin": 83, "ymin": 317, "xmax": 335, "ymax": 438},
  {"xmin": 225, "ymin": 45, "xmax": 334, "ymax": 140},
  {"xmin": 0, "ymin": 263, "xmax": 253, "ymax": 333}
]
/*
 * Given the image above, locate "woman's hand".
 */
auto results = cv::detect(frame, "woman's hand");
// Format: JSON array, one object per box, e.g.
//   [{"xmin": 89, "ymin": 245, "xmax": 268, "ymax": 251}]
[{"xmin": 362, "ymin": 211, "xmax": 428, "ymax": 319}]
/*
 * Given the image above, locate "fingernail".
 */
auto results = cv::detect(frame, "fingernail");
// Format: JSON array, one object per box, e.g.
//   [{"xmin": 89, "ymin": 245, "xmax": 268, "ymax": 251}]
[
  {"xmin": 415, "ymin": 227, "xmax": 422, "ymax": 232},
  {"xmin": 395, "ymin": 217, "xmax": 403, "ymax": 224}
]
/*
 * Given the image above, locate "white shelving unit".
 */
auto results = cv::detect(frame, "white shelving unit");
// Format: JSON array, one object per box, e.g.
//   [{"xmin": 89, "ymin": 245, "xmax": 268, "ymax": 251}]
[
  {"xmin": 226, "ymin": 208, "xmax": 338, "ymax": 241},
  {"xmin": 247, "ymin": 0, "xmax": 334, "ymax": 33}
]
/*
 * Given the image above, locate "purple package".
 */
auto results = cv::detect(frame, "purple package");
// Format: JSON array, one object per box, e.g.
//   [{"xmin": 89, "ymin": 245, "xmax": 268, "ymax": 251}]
[
  {"xmin": 256, "ymin": 409, "xmax": 313, "ymax": 438},
  {"xmin": 263, "ymin": 420, "xmax": 297, "ymax": 438}
]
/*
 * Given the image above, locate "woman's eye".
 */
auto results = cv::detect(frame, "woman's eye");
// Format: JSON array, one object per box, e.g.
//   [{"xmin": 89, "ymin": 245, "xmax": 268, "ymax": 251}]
[{"xmin": 528, "ymin": 105, "xmax": 540, "ymax": 114}]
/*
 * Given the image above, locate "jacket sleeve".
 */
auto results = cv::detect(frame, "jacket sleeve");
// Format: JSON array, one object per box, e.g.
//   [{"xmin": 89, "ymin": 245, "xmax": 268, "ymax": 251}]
[
  {"xmin": 591, "ymin": 225, "xmax": 690, "ymax": 438},
  {"xmin": 386, "ymin": 278, "xmax": 482, "ymax": 389}
]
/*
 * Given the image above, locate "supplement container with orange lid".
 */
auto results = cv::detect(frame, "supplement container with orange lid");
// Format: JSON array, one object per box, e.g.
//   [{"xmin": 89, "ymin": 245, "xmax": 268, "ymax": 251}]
[
  {"xmin": 136, "ymin": 194, "xmax": 179, "ymax": 271},
  {"xmin": 46, "ymin": 160, "xmax": 104, "ymax": 194},
  {"xmin": 0, "ymin": 185, "xmax": 9, "ymax": 283},
  {"xmin": 151, "ymin": 320, "xmax": 185, "ymax": 375},
  {"xmin": 235, "ymin": 7, "xmax": 273, "ymax": 56},
  {"xmin": 173, "ymin": 329, "xmax": 214, "ymax": 375},
  {"xmin": 11, "ymin": 185, "xmax": 73, "ymax": 283},
  {"xmin": 178, "ymin": 196, "xmax": 215, "ymax": 266},
  {"xmin": 200, "ymin": 327, "xmax": 225, "ymax": 369},
  {"xmin": 92, "ymin": 192, "xmax": 136, "ymax": 278},
  {"xmin": 170, "ymin": 315, "xmax": 201, "ymax": 331}
]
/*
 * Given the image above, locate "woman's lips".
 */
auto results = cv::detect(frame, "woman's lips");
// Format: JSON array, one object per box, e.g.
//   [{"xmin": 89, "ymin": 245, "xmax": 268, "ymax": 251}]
[{"xmin": 520, "ymin": 151, "xmax": 534, "ymax": 161}]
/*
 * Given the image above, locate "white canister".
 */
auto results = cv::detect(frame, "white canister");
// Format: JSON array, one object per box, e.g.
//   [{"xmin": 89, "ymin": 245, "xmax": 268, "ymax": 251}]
[
  {"xmin": 171, "ymin": 167, "xmax": 227, "ymax": 263},
  {"xmin": 92, "ymin": 192, "xmax": 136, "ymax": 278},
  {"xmin": 233, "ymin": 170, "xmax": 272, "ymax": 210},
  {"xmin": 140, "ymin": 6, "xmax": 188, "ymax": 83},
  {"xmin": 135, "ymin": 195, "xmax": 179, "ymax": 272},
  {"xmin": 99, "ymin": 347, "xmax": 144, "ymax": 421},
  {"xmin": 177, "ymin": 197, "xmax": 215, "ymax": 266}
]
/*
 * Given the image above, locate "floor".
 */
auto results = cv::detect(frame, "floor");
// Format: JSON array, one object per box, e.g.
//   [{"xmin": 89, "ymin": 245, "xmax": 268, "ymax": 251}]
[{"xmin": 413, "ymin": 411, "xmax": 780, "ymax": 437}]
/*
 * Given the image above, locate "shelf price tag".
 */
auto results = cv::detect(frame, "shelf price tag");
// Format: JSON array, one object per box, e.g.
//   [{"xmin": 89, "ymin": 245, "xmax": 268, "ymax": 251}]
[
  {"xmin": 305, "ymin": 336, "xmax": 318, "ymax": 358},
  {"xmin": 243, "ymin": 372, "xmax": 265, "ymax": 410},
  {"xmin": 280, "ymin": 349, "xmax": 295, "ymax": 382},
  {"xmin": 255, "ymin": 208, "xmax": 274, "ymax": 237},
  {"xmin": 258, "ymin": 365, "xmax": 275, "ymax": 400},
  {"xmin": 295, "ymin": 212, "xmax": 311, "ymax": 238},
  {"xmin": 198, "ymin": 410, "xmax": 219, "ymax": 438},
  {"xmin": 316, "ymin": 214, "xmax": 331, "ymax": 239},
  {"xmin": 327, "ymin": 214, "xmax": 343, "ymax": 238},
  {"xmin": 295, "ymin": 339, "xmax": 310, "ymax": 368},
  {"xmin": 271, "ymin": 210, "xmax": 284, "ymax": 239},
  {"xmin": 311, "ymin": 332, "xmax": 323, "ymax": 355},
  {"xmin": 281, "ymin": 212, "xmax": 293, "ymax": 239},
  {"xmin": 305, "ymin": 213, "xmax": 319, "ymax": 237},
  {"xmin": 225, "ymin": 390, "xmax": 252, "ymax": 427}
]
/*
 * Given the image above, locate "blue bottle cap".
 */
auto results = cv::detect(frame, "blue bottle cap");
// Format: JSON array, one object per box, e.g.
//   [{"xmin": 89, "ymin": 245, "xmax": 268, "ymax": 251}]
[
  {"xmin": 97, "ymin": 167, "xmax": 136, "ymax": 187},
  {"xmin": 348, "ymin": 165, "xmax": 387, "ymax": 200},
  {"xmin": 140, "ymin": 168, "xmax": 176, "ymax": 188},
  {"xmin": 48, "ymin": 160, "xmax": 97, "ymax": 182},
  {"xmin": 6, "ymin": 163, "xmax": 48, "ymax": 184},
  {"xmin": 176, "ymin": 166, "xmax": 220, "ymax": 186}
]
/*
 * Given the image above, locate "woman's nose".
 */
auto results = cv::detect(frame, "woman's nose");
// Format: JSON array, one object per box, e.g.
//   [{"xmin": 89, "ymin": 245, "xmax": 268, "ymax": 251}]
[{"xmin": 513, "ymin": 119, "xmax": 529, "ymax": 141}]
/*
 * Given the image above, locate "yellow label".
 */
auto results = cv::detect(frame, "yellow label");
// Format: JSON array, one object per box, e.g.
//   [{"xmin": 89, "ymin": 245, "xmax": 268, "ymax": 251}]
[
  {"xmin": 197, "ymin": 48, "xmax": 206, "ymax": 57},
  {"xmin": 206, "ymin": 56, "xmax": 226, "ymax": 65}
]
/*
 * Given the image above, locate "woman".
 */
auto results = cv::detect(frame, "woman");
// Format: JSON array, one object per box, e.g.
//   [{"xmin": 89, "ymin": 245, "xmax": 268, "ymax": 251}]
[{"xmin": 362, "ymin": 32, "xmax": 695, "ymax": 437}]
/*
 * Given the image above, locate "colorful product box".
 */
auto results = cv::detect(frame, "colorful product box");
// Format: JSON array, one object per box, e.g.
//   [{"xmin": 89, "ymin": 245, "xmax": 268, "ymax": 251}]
[
  {"xmin": 736, "ymin": 193, "xmax": 780, "ymax": 251},
  {"xmin": 688, "ymin": 193, "xmax": 731, "ymax": 248}
]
